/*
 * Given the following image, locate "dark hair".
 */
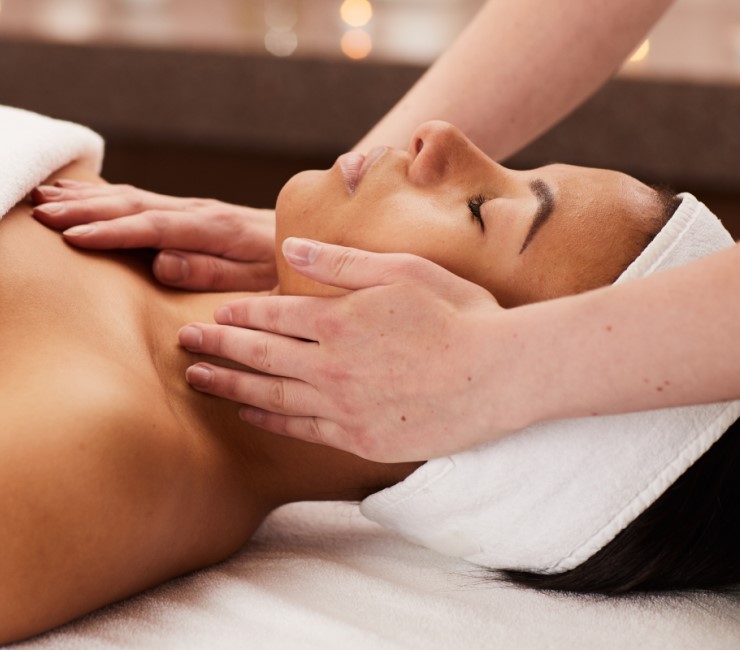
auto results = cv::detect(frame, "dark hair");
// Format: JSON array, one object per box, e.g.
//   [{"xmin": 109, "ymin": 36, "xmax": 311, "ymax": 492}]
[
  {"xmin": 500, "ymin": 411, "xmax": 740, "ymax": 596},
  {"xmin": 499, "ymin": 191, "xmax": 740, "ymax": 595}
]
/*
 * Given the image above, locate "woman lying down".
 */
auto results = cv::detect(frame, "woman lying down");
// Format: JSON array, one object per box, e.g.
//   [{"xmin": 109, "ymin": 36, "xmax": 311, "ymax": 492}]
[{"xmin": 3, "ymin": 107, "xmax": 739, "ymax": 644}]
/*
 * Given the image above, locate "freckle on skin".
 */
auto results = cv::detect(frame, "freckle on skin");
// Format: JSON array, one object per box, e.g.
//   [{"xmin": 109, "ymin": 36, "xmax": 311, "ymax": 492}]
[
  {"xmin": 656, "ymin": 386, "xmax": 663, "ymax": 392},
  {"xmin": 467, "ymin": 376, "xmax": 472, "ymax": 382},
  {"xmin": 401, "ymin": 415, "xmax": 406, "ymax": 422},
  {"xmin": 605, "ymin": 325, "xmax": 613, "ymax": 332}
]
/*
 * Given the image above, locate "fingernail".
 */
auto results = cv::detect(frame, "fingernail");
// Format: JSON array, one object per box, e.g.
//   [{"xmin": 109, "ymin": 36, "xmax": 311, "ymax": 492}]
[
  {"xmin": 38, "ymin": 185, "xmax": 63, "ymax": 199},
  {"xmin": 186, "ymin": 364, "xmax": 213, "ymax": 388},
  {"xmin": 214, "ymin": 305, "xmax": 232, "ymax": 324},
  {"xmin": 38, "ymin": 202, "xmax": 64, "ymax": 215},
  {"xmin": 283, "ymin": 237, "xmax": 321, "ymax": 266},
  {"xmin": 239, "ymin": 406, "xmax": 266, "ymax": 424},
  {"xmin": 156, "ymin": 252, "xmax": 189, "ymax": 283},
  {"xmin": 179, "ymin": 325, "xmax": 203, "ymax": 350},
  {"xmin": 63, "ymin": 224, "xmax": 95, "ymax": 237}
]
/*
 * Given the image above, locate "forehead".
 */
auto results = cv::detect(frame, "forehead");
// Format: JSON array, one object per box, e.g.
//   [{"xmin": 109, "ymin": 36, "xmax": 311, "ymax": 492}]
[{"xmin": 537, "ymin": 163, "xmax": 658, "ymax": 225}]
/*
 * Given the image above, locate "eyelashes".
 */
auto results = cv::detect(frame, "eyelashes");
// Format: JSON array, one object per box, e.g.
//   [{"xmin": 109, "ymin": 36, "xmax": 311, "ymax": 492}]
[{"xmin": 467, "ymin": 194, "xmax": 486, "ymax": 232}]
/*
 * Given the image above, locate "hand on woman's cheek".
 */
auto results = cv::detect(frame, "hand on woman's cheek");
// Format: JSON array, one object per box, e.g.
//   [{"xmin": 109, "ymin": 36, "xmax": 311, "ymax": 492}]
[{"xmin": 177, "ymin": 239, "xmax": 517, "ymax": 463}]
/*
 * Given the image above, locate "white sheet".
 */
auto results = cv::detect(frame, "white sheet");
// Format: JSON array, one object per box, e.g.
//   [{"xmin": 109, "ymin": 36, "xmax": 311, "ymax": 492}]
[{"xmin": 15, "ymin": 502, "xmax": 740, "ymax": 649}]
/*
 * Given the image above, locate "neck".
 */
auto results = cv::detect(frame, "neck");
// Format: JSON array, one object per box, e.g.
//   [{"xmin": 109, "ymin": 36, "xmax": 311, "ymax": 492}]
[{"xmin": 148, "ymin": 286, "xmax": 420, "ymax": 513}]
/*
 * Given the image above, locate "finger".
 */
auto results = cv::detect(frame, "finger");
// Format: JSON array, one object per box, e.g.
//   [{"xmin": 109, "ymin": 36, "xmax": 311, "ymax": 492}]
[
  {"xmin": 32, "ymin": 186, "xmax": 197, "ymax": 228},
  {"xmin": 33, "ymin": 195, "xmax": 151, "ymax": 229},
  {"xmin": 35, "ymin": 182, "xmax": 195, "ymax": 211},
  {"xmin": 153, "ymin": 250, "xmax": 277, "ymax": 291},
  {"xmin": 184, "ymin": 363, "xmax": 325, "ymax": 417},
  {"xmin": 237, "ymin": 406, "xmax": 349, "ymax": 451},
  {"xmin": 213, "ymin": 295, "xmax": 330, "ymax": 340},
  {"xmin": 58, "ymin": 209, "xmax": 256, "ymax": 257},
  {"xmin": 33, "ymin": 184, "xmax": 130, "ymax": 205},
  {"xmin": 178, "ymin": 323, "xmax": 317, "ymax": 379},
  {"xmin": 281, "ymin": 237, "xmax": 447, "ymax": 291}
]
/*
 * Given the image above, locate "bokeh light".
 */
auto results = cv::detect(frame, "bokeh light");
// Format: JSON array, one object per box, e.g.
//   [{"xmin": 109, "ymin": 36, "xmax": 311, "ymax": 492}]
[
  {"xmin": 340, "ymin": 0, "xmax": 372, "ymax": 28},
  {"xmin": 265, "ymin": 28, "xmax": 298, "ymax": 57},
  {"xmin": 341, "ymin": 28, "xmax": 372, "ymax": 60},
  {"xmin": 628, "ymin": 39, "xmax": 650, "ymax": 63}
]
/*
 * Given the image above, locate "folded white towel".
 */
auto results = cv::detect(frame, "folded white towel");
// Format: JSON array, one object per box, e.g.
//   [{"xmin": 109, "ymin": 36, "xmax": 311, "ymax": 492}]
[
  {"xmin": 361, "ymin": 193, "xmax": 740, "ymax": 573},
  {"xmin": 0, "ymin": 105, "xmax": 104, "ymax": 219}
]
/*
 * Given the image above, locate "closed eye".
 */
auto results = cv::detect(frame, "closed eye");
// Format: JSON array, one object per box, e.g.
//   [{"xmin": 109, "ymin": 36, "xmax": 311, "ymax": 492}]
[{"xmin": 467, "ymin": 194, "xmax": 486, "ymax": 232}]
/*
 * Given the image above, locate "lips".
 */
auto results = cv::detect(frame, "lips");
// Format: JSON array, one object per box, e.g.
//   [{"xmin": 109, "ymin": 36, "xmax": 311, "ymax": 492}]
[{"xmin": 337, "ymin": 146, "xmax": 388, "ymax": 194}]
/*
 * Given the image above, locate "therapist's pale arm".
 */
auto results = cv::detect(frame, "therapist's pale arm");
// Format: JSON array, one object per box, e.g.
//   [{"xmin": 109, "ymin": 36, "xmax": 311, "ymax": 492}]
[
  {"xmin": 356, "ymin": 0, "xmax": 674, "ymax": 159},
  {"xmin": 180, "ymin": 239, "xmax": 740, "ymax": 463},
  {"xmin": 512, "ymin": 241, "xmax": 740, "ymax": 424}
]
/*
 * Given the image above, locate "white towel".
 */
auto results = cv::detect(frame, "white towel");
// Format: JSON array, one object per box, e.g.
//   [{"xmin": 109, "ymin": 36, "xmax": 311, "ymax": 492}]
[
  {"xmin": 17, "ymin": 502, "xmax": 740, "ymax": 650},
  {"xmin": 361, "ymin": 193, "xmax": 740, "ymax": 573},
  {"xmin": 0, "ymin": 105, "xmax": 104, "ymax": 219}
]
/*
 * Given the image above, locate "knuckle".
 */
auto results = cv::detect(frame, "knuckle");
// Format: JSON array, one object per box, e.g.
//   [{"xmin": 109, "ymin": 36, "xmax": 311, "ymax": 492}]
[
  {"xmin": 145, "ymin": 211, "xmax": 170, "ymax": 247},
  {"xmin": 320, "ymin": 360, "xmax": 349, "ymax": 384},
  {"xmin": 121, "ymin": 185, "xmax": 144, "ymax": 211},
  {"xmin": 302, "ymin": 417, "xmax": 325, "ymax": 445},
  {"xmin": 315, "ymin": 311, "xmax": 343, "ymax": 339},
  {"xmin": 204, "ymin": 256, "xmax": 227, "ymax": 288},
  {"xmin": 211, "ymin": 325, "xmax": 228, "ymax": 357},
  {"xmin": 223, "ymin": 370, "xmax": 243, "ymax": 401},
  {"xmin": 248, "ymin": 336, "xmax": 271, "ymax": 370},
  {"xmin": 190, "ymin": 197, "xmax": 217, "ymax": 210},
  {"xmin": 328, "ymin": 248, "xmax": 358, "ymax": 278},
  {"xmin": 264, "ymin": 302, "xmax": 282, "ymax": 333},
  {"xmin": 266, "ymin": 379, "xmax": 287, "ymax": 412}
]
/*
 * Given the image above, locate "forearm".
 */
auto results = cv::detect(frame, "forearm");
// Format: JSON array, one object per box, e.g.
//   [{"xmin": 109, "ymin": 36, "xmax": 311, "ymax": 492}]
[
  {"xmin": 356, "ymin": 0, "xmax": 673, "ymax": 159},
  {"xmin": 500, "ymin": 243, "xmax": 740, "ymax": 429}
]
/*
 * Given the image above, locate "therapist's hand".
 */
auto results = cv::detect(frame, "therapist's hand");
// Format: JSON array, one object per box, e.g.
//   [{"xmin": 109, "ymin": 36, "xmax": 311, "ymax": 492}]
[
  {"xmin": 32, "ymin": 180, "xmax": 277, "ymax": 291},
  {"xmin": 178, "ymin": 238, "xmax": 517, "ymax": 462}
]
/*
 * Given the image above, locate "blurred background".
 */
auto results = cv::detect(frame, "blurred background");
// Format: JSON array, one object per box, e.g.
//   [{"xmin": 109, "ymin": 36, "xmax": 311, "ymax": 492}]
[{"xmin": 0, "ymin": 0, "xmax": 739, "ymax": 234}]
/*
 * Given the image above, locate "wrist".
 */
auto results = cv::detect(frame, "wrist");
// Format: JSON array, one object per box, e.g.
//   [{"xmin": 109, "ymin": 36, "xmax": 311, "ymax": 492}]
[
  {"xmin": 472, "ymin": 291, "xmax": 597, "ymax": 435},
  {"xmin": 463, "ymin": 299, "xmax": 547, "ymax": 438}
]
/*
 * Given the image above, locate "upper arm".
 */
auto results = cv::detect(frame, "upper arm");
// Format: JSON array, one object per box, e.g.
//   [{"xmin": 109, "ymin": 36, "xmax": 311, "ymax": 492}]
[{"xmin": 0, "ymin": 375, "xmax": 192, "ymax": 643}]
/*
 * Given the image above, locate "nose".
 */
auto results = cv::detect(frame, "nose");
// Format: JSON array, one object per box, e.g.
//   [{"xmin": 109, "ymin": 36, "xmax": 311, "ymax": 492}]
[{"xmin": 407, "ymin": 121, "xmax": 491, "ymax": 186}]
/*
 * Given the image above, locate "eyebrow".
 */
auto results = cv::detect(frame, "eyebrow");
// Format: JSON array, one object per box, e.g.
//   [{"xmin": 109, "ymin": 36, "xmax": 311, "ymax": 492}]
[{"xmin": 519, "ymin": 179, "xmax": 555, "ymax": 254}]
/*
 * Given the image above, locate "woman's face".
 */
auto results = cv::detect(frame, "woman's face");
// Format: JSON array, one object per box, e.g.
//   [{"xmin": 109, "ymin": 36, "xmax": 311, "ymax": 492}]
[{"xmin": 275, "ymin": 121, "xmax": 663, "ymax": 306}]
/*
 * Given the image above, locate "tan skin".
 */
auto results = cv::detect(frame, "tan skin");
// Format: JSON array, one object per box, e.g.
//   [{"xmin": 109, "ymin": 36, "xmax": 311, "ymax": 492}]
[
  {"xmin": 273, "ymin": 122, "xmax": 660, "ymax": 307},
  {"xmin": 12, "ymin": 123, "xmax": 662, "ymax": 643},
  {"xmin": 2, "ymin": 162, "xmax": 415, "ymax": 644}
]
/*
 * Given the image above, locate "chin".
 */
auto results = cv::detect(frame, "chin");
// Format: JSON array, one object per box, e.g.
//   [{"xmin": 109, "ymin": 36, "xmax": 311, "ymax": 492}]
[{"xmin": 274, "ymin": 169, "xmax": 350, "ymax": 298}]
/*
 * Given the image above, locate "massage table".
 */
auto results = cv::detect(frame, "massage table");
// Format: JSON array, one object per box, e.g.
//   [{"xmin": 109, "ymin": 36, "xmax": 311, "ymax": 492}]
[{"xmin": 16, "ymin": 502, "xmax": 740, "ymax": 649}]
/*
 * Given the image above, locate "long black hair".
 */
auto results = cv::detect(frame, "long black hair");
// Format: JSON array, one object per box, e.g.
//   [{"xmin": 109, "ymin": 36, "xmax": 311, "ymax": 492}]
[{"xmin": 500, "ymin": 417, "xmax": 740, "ymax": 595}]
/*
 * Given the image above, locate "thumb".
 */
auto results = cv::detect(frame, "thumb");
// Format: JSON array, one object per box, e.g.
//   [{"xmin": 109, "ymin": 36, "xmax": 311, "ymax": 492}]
[{"xmin": 282, "ymin": 237, "xmax": 435, "ymax": 291}]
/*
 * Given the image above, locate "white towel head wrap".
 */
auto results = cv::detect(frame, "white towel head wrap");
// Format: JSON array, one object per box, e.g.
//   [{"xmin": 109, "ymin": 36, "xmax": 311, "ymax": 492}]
[{"xmin": 361, "ymin": 193, "xmax": 740, "ymax": 573}]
